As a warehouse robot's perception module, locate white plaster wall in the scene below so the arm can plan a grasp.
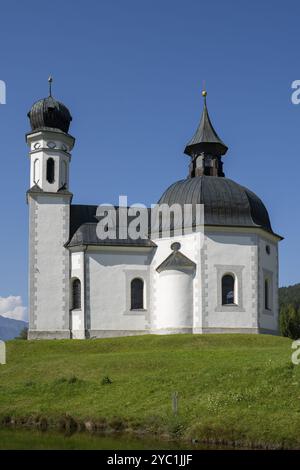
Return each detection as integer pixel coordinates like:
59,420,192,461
71,310,85,339
32,195,70,333
156,270,193,330
29,135,72,154
204,232,257,330
30,151,70,192
70,251,85,339
32,157,41,186
28,130,73,192
151,233,200,331
258,237,278,332
87,250,150,333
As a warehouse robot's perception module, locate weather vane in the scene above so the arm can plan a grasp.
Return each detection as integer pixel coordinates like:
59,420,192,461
48,76,53,97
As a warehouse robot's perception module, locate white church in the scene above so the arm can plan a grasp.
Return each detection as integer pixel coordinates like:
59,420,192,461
26,83,282,339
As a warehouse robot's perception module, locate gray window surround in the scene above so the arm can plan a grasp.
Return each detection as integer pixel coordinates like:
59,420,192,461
129,308,146,313
123,269,149,316
214,264,245,312
262,268,274,316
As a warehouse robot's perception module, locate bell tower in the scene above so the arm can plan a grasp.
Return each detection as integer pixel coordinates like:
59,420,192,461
27,77,74,193
184,90,228,178
27,78,75,339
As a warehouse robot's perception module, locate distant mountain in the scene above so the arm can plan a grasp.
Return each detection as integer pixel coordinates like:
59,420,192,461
0,315,28,341
279,283,300,309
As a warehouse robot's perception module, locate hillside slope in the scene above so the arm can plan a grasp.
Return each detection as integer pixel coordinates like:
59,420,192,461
0,334,299,448
0,316,27,341
279,283,300,308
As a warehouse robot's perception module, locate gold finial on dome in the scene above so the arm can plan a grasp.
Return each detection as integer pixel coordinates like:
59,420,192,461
202,90,207,97
202,80,207,97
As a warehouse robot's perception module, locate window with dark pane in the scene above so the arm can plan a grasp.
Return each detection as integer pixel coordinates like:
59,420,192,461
264,279,270,310
72,278,81,309
46,157,55,183
222,274,235,305
131,278,144,310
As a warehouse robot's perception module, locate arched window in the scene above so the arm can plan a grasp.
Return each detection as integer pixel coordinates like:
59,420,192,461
265,279,270,310
33,158,40,184
131,278,144,310
72,278,81,310
46,158,55,183
61,161,67,186
222,274,235,305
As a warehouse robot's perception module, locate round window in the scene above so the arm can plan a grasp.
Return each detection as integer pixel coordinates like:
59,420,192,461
171,242,181,252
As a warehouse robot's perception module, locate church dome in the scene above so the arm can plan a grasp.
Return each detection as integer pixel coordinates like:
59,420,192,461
28,94,72,134
158,176,273,233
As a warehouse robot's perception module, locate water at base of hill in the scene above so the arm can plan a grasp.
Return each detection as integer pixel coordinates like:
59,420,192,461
0,427,235,450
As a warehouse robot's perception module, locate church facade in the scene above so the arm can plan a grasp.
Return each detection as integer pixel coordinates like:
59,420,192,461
26,87,282,339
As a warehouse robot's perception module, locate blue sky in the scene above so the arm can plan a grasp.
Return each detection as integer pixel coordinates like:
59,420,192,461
0,0,299,315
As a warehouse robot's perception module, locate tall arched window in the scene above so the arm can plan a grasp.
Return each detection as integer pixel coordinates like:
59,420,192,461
72,278,81,310
264,279,270,310
61,161,67,186
46,158,55,183
33,158,40,184
222,274,235,305
131,278,144,310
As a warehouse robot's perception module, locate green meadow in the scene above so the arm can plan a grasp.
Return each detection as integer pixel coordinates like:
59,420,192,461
0,334,299,448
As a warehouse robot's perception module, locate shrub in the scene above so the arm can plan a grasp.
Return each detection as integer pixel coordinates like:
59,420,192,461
280,304,300,339
54,376,80,385
24,380,35,387
110,417,125,431
101,376,112,385
15,327,28,340
55,377,68,384
68,375,79,384
167,416,185,436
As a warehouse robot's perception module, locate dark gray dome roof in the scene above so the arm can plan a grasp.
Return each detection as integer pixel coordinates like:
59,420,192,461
28,96,72,133
158,176,273,233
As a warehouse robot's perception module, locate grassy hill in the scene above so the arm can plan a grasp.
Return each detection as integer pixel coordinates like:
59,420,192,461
0,334,299,449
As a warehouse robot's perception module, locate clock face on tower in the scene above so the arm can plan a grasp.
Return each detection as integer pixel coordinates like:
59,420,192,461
61,144,68,152
33,142,41,150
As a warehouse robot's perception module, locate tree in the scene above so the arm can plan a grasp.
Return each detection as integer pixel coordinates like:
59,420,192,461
279,304,300,339
279,284,300,310
16,327,28,340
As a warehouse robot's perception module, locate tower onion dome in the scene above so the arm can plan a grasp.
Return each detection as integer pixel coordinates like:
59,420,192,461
184,91,228,157
27,77,72,134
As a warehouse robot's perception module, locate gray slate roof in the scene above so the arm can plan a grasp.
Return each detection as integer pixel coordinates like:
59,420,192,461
28,96,72,134
68,205,156,248
156,250,196,273
158,175,275,235
184,97,228,157
68,172,279,247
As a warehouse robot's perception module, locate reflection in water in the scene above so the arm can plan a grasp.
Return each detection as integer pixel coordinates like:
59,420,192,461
0,428,206,450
